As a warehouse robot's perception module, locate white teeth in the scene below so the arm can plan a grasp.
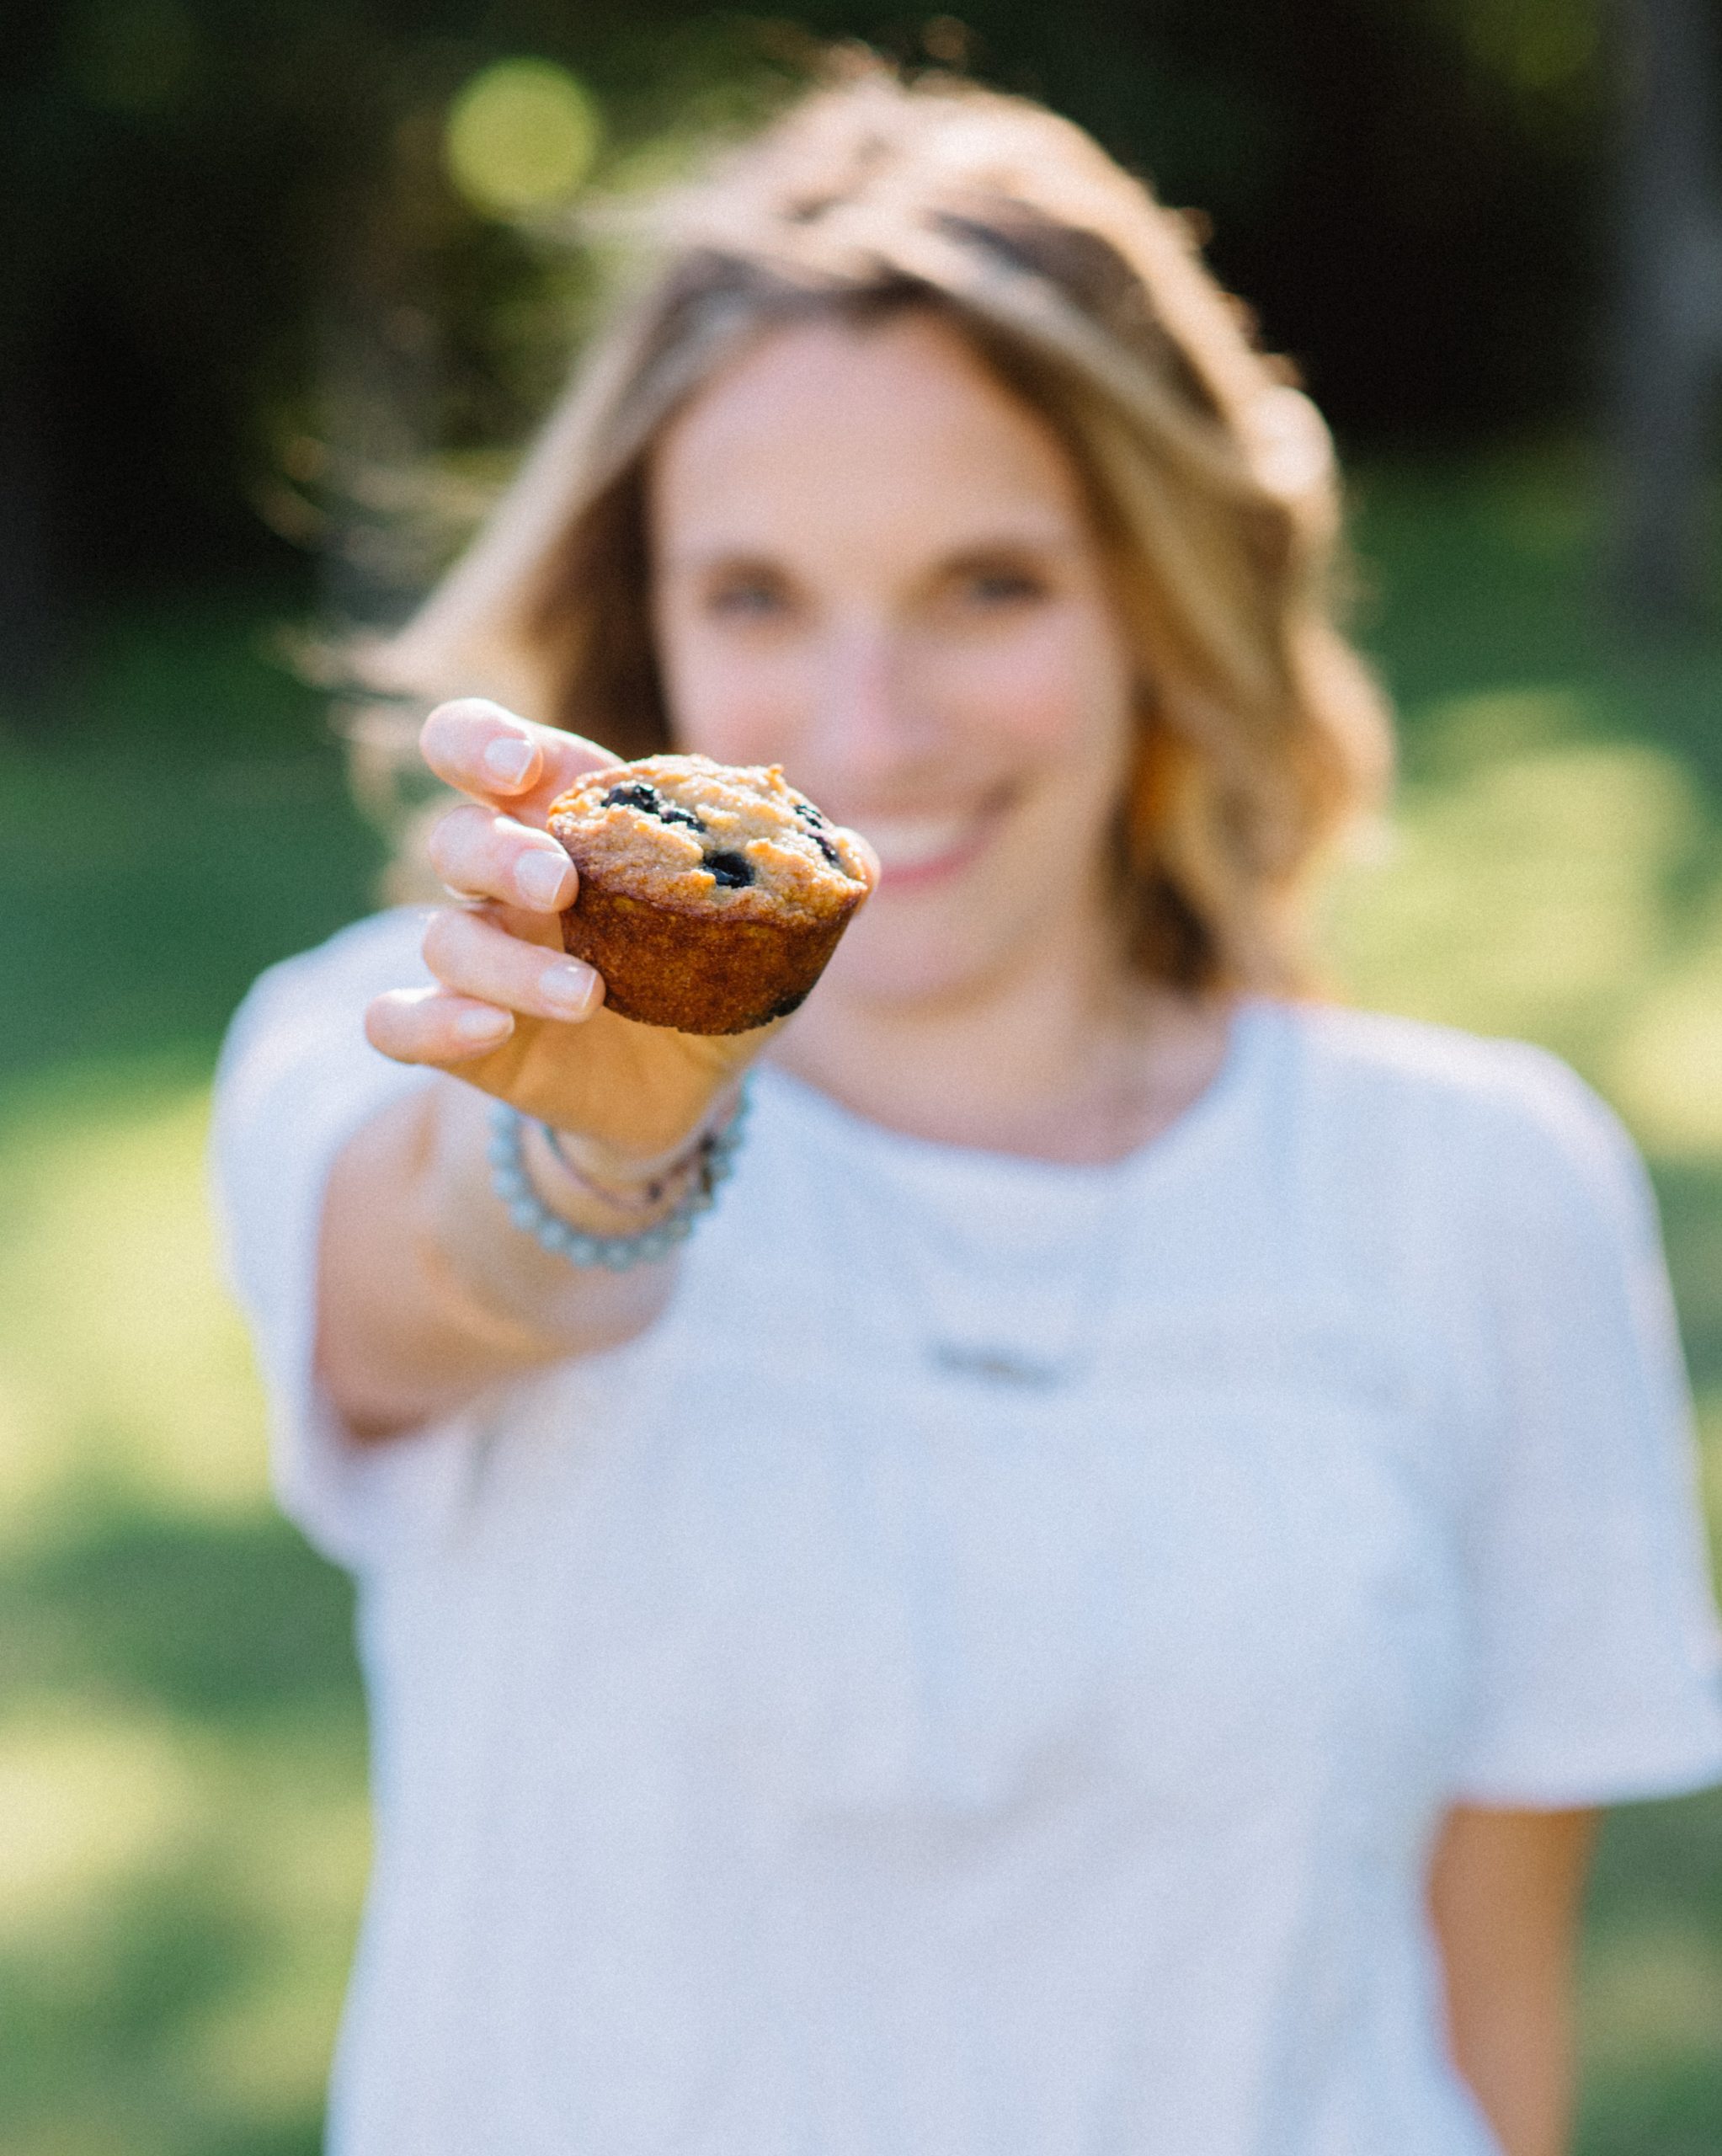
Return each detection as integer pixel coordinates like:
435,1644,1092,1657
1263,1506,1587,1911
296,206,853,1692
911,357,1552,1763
856,814,975,870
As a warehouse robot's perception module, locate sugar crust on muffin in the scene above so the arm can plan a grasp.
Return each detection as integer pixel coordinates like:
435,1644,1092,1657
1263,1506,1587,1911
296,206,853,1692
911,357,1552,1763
550,755,870,914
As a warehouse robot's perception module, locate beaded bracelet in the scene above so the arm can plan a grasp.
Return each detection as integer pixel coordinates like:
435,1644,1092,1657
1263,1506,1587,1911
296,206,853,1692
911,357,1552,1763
485,1085,750,1271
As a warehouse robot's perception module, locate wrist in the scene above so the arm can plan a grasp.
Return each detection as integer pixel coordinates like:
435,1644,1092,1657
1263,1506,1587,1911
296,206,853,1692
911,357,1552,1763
525,1123,693,1230
536,1087,744,1219
488,1089,750,1273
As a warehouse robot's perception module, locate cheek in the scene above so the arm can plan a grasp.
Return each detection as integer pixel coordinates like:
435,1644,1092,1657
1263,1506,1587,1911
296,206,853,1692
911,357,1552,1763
926,607,1133,764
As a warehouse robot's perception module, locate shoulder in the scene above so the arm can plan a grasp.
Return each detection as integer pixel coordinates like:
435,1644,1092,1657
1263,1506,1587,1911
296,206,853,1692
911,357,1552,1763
220,907,431,1056
212,907,434,1128
1269,1001,1650,1241
234,906,432,1018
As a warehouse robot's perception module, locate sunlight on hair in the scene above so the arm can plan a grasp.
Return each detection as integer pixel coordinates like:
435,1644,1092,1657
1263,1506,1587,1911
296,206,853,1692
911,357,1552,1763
444,58,602,218
1239,385,1332,500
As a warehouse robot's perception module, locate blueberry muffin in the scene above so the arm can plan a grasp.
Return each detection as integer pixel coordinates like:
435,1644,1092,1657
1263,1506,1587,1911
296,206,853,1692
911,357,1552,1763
546,755,873,1033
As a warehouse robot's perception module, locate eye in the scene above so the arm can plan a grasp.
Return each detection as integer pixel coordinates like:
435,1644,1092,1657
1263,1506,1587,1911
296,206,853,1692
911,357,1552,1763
946,555,1052,611
968,566,1045,604
702,567,795,621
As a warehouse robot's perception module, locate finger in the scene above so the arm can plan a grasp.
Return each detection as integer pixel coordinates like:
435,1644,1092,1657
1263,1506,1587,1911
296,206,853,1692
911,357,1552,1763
423,906,605,1024
419,698,621,819
365,985,515,1066
428,803,578,913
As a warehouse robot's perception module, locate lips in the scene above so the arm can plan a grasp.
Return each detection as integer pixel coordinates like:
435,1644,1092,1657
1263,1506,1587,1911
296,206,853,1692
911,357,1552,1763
853,788,1013,890
861,813,974,869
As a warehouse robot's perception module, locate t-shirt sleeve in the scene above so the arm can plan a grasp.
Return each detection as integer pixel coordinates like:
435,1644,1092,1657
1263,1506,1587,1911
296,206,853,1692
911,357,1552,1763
209,908,481,1571
1448,1047,1722,1806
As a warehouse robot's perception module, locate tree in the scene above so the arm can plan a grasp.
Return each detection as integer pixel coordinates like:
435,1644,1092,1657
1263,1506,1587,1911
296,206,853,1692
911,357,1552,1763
1608,0,1722,622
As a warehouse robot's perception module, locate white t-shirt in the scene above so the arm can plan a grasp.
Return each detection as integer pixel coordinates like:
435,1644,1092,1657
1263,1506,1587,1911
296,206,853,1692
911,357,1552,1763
211,908,1722,2156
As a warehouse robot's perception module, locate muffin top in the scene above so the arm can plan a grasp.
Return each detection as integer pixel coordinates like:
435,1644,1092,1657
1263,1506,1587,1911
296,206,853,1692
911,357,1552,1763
548,755,872,923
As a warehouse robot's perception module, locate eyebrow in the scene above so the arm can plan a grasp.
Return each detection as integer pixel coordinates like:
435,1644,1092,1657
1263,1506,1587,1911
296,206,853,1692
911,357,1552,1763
654,551,798,596
661,526,1086,574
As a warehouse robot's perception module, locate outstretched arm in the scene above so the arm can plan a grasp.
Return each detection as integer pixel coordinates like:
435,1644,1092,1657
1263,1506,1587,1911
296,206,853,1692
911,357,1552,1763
317,700,793,1439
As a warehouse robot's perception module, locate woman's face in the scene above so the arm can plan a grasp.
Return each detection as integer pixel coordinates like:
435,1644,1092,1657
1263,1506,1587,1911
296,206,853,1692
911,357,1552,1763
648,307,1138,1008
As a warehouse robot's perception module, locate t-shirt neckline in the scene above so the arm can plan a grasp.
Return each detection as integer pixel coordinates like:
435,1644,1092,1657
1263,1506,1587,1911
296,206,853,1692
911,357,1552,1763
756,994,1279,1193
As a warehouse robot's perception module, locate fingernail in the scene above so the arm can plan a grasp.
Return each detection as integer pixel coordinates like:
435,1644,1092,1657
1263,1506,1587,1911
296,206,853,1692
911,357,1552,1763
483,736,536,787
515,851,572,909
454,1006,514,1045
539,960,599,1017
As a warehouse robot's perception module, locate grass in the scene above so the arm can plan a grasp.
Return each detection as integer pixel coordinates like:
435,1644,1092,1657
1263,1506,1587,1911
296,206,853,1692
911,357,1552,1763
3,451,1722,2150
0,596,380,2156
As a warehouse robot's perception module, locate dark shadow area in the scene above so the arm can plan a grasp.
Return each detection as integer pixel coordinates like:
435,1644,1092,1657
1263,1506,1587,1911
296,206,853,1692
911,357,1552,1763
0,0,1610,659
0,599,382,1092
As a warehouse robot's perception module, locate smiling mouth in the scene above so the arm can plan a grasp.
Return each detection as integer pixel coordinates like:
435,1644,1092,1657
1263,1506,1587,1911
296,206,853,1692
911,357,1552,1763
855,788,1014,890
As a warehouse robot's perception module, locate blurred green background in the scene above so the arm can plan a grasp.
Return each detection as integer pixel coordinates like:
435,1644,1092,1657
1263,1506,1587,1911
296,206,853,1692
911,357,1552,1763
4,3,1722,2152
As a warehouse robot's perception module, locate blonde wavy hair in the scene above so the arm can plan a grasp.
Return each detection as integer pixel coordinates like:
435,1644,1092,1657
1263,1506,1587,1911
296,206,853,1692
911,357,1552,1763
367,63,1392,993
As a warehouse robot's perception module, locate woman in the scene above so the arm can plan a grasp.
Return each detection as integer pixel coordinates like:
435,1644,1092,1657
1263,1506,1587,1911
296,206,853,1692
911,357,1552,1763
214,67,1722,2156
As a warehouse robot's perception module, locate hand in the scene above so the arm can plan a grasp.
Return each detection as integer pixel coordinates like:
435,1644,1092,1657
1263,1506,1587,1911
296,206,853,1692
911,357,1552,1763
365,700,785,1161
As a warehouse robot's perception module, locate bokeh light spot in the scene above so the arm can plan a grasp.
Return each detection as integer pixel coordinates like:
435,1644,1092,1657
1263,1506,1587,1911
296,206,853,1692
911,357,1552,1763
445,59,601,217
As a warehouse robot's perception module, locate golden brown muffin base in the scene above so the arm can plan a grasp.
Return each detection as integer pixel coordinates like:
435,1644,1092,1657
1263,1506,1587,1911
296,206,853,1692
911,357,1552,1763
559,878,862,1033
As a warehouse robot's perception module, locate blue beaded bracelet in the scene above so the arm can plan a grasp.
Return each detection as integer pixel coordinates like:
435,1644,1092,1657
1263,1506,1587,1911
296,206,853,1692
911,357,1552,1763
485,1086,749,1272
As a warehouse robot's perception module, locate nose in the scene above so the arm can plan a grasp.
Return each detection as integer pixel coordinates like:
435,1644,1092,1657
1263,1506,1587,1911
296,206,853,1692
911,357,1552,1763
805,619,934,784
